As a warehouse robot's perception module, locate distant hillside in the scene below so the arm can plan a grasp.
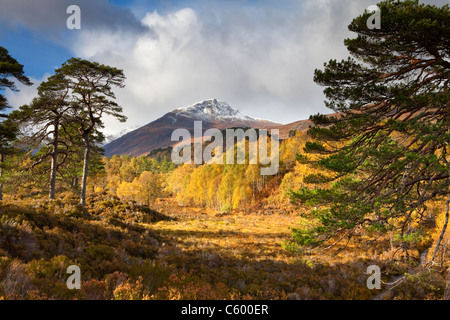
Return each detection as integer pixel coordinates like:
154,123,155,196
104,99,281,157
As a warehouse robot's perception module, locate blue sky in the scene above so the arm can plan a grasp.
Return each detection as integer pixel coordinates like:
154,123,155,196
1,0,300,78
1,0,448,134
1,27,72,78
0,0,147,78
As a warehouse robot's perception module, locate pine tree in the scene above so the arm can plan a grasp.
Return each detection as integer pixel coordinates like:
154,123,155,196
0,46,32,200
13,73,71,199
53,58,126,206
291,1,450,260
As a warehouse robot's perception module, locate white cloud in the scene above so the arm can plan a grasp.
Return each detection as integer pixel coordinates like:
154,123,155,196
69,1,359,133
4,74,49,110
13,0,450,134
3,0,450,134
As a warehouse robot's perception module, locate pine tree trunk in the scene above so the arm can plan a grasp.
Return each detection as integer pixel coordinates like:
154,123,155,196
49,122,59,200
80,136,90,207
0,153,4,201
431,194,450,263
445,267,450,300
71,177,79,188
49,152,57,199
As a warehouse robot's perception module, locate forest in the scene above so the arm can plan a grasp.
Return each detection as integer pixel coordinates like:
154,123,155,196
0,0,449,300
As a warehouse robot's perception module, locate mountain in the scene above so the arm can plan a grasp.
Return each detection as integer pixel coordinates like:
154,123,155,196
172,99,254,122
104,99,282,157
276,119,314,139
102,125,142,146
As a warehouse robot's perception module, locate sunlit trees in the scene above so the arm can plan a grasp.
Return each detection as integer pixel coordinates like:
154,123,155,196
164,162,263,212
117,171,163,207
165,164,195,206
136,171,164,207
279,131,306,173
219,167,238,211
245,165,263,197
120,157,140,183
105,155,123,194
116,180,136,203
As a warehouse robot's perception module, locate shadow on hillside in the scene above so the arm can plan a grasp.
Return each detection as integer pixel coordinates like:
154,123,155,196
150,226,447,300
153,240,389,300
155,228,288,240
0,201,444,300
0,201,163,263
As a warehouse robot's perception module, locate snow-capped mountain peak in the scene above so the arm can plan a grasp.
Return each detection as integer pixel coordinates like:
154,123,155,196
172,99,254,122
104,99,282,157
102,124,141,146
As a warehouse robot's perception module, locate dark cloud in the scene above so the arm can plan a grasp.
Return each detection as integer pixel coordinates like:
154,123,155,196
0,0,144,35
4,0,449,133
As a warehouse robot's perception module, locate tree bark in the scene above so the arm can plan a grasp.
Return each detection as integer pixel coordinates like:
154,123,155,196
0,152,4,201
80,135,90,206
445,267,450,300
49,121,59,200
431,194,450,263
71,177,79,188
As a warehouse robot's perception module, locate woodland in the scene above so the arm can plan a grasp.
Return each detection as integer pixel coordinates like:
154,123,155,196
0,0,449,300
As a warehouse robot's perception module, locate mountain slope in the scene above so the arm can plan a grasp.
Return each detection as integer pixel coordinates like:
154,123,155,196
104,99,281,157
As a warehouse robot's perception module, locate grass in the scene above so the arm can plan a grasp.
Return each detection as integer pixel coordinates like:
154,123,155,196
147,199,421,300
0,194,447,300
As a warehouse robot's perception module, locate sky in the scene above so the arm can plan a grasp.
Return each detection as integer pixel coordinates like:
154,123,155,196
1,0,448,135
